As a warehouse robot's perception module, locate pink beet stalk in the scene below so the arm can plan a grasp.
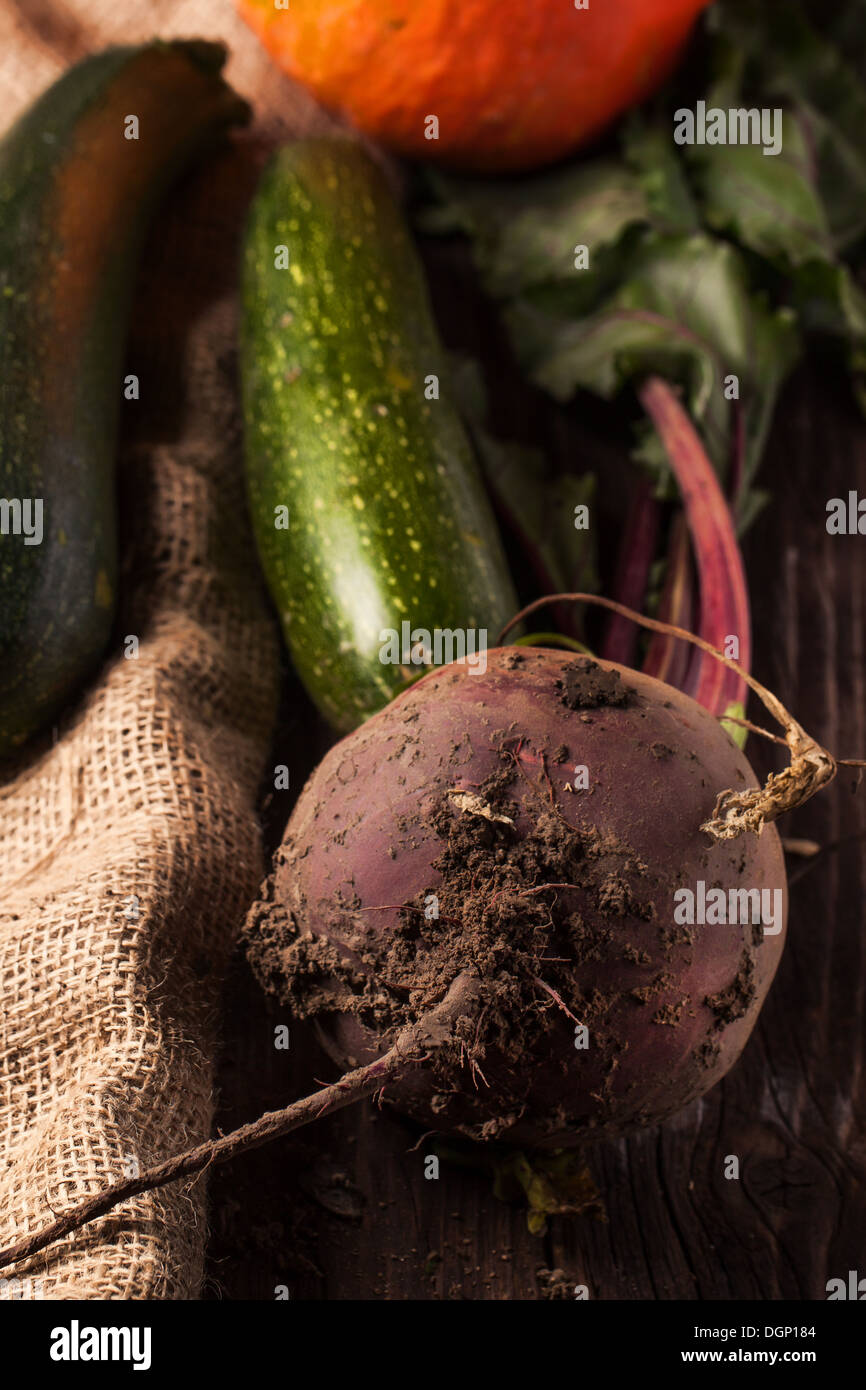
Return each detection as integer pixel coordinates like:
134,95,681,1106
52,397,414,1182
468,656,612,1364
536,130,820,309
602,476,661,668
642,512,695,691
638,376,750,716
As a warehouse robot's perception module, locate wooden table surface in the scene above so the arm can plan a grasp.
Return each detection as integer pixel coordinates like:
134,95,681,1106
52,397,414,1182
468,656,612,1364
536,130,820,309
204,263,866,1299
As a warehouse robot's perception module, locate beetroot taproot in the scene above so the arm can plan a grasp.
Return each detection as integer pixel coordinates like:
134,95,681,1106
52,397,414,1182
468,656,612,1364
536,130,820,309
246,646,787,1147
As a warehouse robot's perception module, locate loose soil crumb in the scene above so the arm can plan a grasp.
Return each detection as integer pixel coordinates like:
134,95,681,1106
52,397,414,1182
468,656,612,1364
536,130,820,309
536,1266,576,1300
651,742,674,759
557,659,632,710
653,997,689,1026
704,951,756,1024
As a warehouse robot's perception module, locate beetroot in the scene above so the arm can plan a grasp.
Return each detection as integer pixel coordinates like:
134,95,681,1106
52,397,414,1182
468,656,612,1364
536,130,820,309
246,646,787,1147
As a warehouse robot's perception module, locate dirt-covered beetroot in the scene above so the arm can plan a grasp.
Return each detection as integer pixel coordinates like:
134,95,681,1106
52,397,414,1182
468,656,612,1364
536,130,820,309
246,646,787,1147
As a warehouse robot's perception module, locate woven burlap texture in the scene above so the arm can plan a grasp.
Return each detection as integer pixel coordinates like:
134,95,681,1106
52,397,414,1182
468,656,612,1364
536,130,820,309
0,0,338,1299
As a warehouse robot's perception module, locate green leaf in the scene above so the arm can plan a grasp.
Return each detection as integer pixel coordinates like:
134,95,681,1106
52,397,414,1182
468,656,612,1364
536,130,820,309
622,117,701,237
714,0,866,252
692,4,866,407
428,1138,605,1235
449,355,599,602
473,432,598,600
688,109,834,268
721,700,748,750
504,234,799,500
420,159,651,314
492,1150,605,1236
793,259,866,411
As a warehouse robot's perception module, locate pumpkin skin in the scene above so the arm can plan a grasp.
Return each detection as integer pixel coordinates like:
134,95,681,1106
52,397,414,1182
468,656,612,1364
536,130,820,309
236,0,713,172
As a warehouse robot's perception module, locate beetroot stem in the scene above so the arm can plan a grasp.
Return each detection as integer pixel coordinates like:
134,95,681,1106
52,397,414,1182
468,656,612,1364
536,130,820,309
637,376,750,716
642,512,695,689
0,973,480,1274
601,476,661,668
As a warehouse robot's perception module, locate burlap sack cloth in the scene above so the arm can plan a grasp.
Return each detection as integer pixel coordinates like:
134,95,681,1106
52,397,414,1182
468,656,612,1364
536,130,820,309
0,2,340,1299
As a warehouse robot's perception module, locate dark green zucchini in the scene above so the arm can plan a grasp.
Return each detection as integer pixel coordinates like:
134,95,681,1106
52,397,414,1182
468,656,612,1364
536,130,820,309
0,41,247,757
240,140,518,732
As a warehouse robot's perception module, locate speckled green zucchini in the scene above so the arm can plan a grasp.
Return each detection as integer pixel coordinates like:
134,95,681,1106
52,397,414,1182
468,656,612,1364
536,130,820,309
240,140,518,732
0,41,247,757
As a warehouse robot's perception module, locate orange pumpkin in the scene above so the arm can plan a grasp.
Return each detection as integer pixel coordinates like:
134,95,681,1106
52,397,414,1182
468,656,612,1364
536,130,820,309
237,0,713,171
